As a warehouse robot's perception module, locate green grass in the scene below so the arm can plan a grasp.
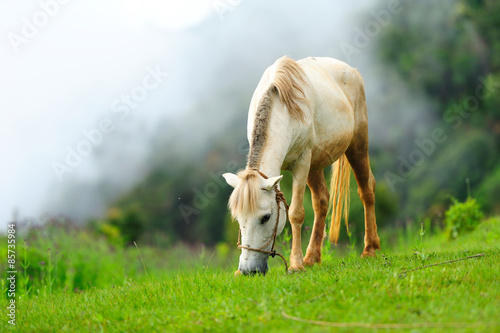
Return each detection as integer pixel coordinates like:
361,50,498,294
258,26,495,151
2,218,500,332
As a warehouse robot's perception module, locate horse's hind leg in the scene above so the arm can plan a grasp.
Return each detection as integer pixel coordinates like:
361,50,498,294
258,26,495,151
346,146,381,257
304,169,329,266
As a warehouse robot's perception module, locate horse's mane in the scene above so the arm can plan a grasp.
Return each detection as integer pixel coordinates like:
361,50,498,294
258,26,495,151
228,169,262,218
272,56,308,122
247,56,308,169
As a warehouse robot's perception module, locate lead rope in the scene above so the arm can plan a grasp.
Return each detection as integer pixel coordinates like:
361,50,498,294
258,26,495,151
237,183,289,273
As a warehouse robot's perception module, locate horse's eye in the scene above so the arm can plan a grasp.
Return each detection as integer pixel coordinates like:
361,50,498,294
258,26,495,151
261,214,271,224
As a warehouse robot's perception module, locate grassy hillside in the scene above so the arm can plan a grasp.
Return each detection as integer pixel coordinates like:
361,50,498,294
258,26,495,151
2,217,499,332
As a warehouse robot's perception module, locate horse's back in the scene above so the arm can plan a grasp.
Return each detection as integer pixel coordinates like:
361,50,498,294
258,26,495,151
298,57,365,109
297,57,366,168
248,56,367,170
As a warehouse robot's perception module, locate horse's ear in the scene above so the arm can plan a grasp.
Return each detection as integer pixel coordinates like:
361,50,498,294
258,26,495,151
262,175,283,191
223,173,240,188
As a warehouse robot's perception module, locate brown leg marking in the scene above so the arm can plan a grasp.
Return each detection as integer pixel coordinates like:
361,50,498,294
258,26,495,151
303,169,329,266
346,150,381,258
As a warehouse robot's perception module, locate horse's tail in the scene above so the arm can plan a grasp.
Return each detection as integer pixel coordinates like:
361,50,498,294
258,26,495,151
328,154,351,245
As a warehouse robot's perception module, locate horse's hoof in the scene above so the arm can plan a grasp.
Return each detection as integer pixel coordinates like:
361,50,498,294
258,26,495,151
287,264,306,273
303,260,317,267
360,250,377,258
361,244,380,258
304,253,321,266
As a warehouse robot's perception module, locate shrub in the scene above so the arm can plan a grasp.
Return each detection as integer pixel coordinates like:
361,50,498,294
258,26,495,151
105,206,145,245
445,196,484,240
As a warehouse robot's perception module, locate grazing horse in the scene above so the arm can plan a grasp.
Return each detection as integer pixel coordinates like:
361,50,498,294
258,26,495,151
223,56,380,275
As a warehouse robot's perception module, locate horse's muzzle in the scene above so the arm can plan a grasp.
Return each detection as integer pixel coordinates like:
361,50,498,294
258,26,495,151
239,261,268,276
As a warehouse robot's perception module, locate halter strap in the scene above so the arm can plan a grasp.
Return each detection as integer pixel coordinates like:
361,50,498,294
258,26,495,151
237,170,289,273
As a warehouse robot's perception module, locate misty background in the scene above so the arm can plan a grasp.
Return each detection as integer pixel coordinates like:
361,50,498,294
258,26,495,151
2,1,499,246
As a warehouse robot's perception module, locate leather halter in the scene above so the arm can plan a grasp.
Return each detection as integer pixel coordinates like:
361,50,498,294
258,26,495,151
237,170,289,272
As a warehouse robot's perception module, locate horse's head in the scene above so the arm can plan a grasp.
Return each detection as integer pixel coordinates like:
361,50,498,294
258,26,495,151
223,170,286,275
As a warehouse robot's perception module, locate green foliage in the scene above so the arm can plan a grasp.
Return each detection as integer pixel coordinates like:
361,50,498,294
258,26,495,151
0,217,241,299
377,0,500,222
215,242,230,259
405,129,496,217
223,214,239,247
111,134,242,246
96,222,122,246
477,163,500,214
346,229,357,259
445,196,484,239
320,234,335,262
378,0,491,107
413,222,429,261
104,206,145,245
1,219,139,295
277,223,293,259
20,240,33,297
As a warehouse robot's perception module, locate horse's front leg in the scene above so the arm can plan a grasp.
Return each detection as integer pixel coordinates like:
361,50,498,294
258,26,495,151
288,151,311,272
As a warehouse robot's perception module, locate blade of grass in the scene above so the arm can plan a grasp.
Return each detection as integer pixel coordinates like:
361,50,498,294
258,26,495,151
133,241,149,278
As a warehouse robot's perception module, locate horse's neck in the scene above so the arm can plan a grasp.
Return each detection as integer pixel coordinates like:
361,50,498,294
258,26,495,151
249,107,294,179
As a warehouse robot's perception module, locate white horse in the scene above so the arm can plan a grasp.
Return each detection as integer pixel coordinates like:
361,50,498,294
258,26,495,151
223,56,380,275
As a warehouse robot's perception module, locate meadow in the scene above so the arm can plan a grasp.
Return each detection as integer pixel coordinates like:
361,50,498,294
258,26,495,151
2,213,499,332
3,1,500,332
